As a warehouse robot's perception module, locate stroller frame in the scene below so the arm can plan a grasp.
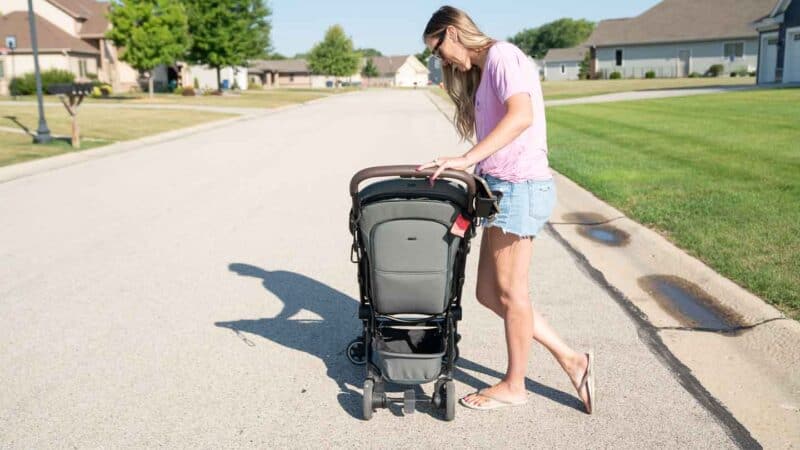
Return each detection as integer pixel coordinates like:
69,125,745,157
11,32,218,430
347,165,499,421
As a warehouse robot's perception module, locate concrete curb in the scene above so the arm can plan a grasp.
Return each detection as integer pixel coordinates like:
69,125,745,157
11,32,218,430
0,91,353,185
424,88,800,448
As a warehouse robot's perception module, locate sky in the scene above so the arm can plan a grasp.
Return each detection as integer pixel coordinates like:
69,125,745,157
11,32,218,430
268,0,663,57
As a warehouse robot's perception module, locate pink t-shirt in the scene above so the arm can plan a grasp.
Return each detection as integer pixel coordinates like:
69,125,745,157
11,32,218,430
473,41,552,182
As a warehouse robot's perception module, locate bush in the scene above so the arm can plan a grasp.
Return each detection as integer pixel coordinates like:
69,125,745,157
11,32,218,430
9,69,75,95
645,70,656,79
730,72,738,77
736,67,749,77
609,71,622,79
689,72,702,78
86,72,98,80
181,87,196,96
173,86,184,95
90,83,112,98
705,64,724,77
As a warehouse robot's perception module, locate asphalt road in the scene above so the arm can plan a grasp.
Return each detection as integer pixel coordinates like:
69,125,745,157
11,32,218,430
0,89,743,447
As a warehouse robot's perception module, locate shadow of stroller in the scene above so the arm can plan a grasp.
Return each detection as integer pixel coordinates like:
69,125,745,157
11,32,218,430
216,263,584,419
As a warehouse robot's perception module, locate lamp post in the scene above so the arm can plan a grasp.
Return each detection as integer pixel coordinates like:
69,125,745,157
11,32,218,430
27,0,51,143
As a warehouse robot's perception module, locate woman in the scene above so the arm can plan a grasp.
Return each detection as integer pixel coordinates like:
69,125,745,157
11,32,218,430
416,6,594,413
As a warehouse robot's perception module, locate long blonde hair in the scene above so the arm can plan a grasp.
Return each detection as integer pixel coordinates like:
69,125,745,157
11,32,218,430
423,6,495,141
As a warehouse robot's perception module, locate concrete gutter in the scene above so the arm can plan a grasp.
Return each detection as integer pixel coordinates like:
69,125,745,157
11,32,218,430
425,89,800,448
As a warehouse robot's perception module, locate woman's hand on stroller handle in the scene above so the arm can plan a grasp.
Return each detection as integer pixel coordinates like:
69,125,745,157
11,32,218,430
416,155,472,186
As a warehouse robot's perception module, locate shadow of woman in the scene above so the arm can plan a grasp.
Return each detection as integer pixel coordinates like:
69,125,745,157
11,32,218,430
215,263,584,419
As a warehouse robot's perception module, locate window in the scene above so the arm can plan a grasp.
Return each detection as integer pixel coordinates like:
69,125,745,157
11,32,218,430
615,49,623,66
289,74,294,82
560,64,566,74
724,42,744,61
768,38,778,45
794,33,800,41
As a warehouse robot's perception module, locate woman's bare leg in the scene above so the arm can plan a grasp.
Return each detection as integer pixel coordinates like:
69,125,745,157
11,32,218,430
463,226,590,408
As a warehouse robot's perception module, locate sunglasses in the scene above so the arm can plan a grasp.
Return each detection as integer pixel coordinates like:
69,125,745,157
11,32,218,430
431,30,446,59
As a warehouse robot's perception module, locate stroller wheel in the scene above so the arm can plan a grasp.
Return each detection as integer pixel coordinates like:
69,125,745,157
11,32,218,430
444,380,456,421
363,379,374,420
346,337,366,365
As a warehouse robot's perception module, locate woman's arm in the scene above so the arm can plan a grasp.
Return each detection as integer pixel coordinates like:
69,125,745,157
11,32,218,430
463,92,533,167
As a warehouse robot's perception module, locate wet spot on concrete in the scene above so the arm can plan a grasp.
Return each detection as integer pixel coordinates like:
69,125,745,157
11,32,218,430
561,212,608,224
638,275,748,331
577,224,631,247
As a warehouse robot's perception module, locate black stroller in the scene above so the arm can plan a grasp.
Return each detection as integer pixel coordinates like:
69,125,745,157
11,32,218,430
346,165,500,421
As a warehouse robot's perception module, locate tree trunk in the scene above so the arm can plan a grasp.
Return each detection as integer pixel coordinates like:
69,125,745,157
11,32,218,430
216,67,221,92
148,76,154,99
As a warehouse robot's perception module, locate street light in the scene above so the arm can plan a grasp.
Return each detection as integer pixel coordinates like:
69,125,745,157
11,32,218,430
27,0,51,143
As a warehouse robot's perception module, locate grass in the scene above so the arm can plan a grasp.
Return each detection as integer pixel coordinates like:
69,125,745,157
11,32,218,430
4,87,358,109
428,77,755,102
0,105,233,167
546,88,800,319
542,77,755,100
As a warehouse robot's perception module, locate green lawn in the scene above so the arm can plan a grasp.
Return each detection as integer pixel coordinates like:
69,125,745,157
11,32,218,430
542,77,755,100
546,88,800,319
0,105,233,166
6,87,359,109
430,77,756,102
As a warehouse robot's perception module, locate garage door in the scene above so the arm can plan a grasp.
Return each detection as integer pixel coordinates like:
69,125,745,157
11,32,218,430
785,28,800,83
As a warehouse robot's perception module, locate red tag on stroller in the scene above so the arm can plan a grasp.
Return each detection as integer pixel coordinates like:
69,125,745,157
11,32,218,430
450,214,470,237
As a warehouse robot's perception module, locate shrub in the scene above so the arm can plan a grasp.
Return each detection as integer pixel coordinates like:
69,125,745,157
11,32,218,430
730,72,738,77
705,64,724,77
86,72,98,80
689,72,701,78
645,70,656,79
173,86,184,95
181,87,196,96
609,71,622,79
90,83,112,98
9,69,75,95
736,67,749,77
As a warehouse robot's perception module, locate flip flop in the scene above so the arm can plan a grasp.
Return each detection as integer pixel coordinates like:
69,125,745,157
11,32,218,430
459,388,528,411
577,351,595,414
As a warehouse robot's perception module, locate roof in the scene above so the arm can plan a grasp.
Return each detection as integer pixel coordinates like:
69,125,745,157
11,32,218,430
250,55,427,76
369,55,414,75
249,59,309,73
585,0,776,47
43,0,110,37
544,46,588,63
0,11,99,54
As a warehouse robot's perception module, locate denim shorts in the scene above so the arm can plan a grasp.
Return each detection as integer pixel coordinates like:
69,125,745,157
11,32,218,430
479,174,557,239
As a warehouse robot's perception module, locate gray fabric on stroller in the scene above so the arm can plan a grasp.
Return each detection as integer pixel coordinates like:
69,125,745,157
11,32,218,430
358,178,467,315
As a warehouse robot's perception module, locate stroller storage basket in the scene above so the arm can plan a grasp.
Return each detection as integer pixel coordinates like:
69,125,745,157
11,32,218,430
373,326,445,384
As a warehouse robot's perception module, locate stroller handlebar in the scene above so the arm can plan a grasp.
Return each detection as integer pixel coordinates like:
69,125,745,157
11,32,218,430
349,164,477,198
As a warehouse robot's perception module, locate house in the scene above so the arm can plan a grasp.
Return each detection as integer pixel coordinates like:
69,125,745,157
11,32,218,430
584,0,776,79
367,55,429,87
0,0,139,94
248,58,362,88
753,0,800,83
543,46,587,81
0,0,248,94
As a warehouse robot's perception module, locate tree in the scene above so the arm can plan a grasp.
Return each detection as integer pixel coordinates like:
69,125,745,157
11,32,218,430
415,47,431,65
509,18,594,59
183,0,272,91
578,51,592,79
361,58,379,86
106,0,190,98
307,25,360,87
265,52,287,60
356,48,382,57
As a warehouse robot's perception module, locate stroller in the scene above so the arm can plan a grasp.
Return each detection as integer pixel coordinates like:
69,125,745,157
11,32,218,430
345,165,500,421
